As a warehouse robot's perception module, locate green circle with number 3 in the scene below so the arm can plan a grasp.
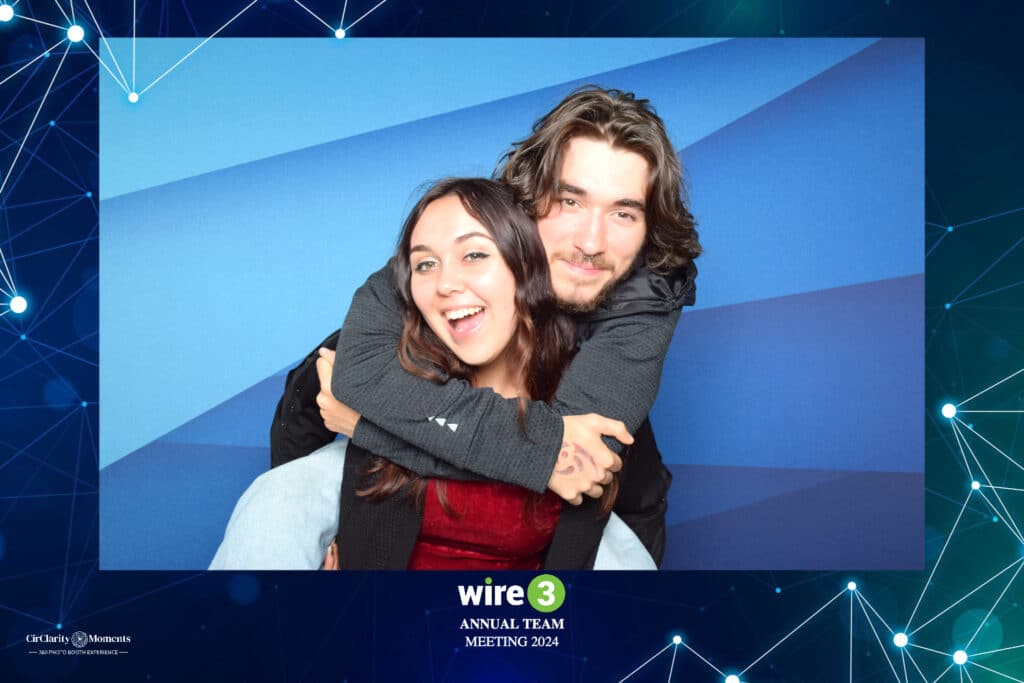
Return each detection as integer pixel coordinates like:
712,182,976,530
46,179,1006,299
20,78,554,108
527,574,566,613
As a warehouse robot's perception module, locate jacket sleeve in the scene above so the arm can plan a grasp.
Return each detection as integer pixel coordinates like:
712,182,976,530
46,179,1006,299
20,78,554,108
269,330,341,468
333,267,683,493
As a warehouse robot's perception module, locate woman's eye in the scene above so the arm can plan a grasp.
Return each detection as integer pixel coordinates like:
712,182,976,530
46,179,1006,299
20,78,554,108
465,251,489,262
413,260,437,272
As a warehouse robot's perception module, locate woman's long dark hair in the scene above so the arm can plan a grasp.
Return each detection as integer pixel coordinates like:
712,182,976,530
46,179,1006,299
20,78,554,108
358,178,618,516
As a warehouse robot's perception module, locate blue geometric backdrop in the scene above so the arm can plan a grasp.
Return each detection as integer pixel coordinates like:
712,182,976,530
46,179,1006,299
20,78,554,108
2,2,1023,682
98,37,924,571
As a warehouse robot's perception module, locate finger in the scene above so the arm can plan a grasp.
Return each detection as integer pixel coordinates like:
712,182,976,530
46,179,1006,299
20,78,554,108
568,494,583,506
315,357,332,393
318,347,336,364
598,417,633,446
601,471,613,485
609,453,623,473
585,484,603,499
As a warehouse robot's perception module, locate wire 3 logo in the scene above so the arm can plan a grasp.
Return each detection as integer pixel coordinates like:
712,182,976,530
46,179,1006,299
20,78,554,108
457,574,566,612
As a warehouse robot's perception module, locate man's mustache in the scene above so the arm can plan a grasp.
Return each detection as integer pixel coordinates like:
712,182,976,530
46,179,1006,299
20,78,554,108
561,251,613,271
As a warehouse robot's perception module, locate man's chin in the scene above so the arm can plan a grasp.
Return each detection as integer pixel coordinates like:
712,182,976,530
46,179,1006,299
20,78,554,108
555,280,617,314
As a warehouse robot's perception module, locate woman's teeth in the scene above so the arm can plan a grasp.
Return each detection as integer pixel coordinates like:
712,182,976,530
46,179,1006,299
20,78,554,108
444,306,483,321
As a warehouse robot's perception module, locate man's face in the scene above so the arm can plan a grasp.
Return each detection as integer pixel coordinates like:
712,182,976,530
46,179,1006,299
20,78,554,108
537,136,649,312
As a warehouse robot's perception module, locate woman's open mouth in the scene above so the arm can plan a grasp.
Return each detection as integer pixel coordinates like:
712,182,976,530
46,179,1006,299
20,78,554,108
444,306,485,338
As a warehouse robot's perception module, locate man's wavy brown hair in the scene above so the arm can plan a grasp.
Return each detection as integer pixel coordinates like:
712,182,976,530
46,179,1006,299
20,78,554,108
358,178,618,516
497,85,701,274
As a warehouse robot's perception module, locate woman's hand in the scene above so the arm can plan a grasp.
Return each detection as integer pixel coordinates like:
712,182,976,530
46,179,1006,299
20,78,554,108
315,347,362,438
322,540,339,570
547,414,631,505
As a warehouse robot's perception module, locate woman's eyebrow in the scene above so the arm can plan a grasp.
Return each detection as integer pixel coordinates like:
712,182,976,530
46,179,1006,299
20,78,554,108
454,231,496,244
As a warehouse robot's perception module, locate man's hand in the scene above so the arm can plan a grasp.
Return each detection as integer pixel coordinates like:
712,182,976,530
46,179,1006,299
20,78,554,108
547,414,631,505
315,347,362,438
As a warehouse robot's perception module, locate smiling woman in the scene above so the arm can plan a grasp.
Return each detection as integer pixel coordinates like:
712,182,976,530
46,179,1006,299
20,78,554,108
338,178,630,570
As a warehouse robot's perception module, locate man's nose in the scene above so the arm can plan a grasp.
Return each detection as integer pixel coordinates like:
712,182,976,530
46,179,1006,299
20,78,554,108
573,211,607,256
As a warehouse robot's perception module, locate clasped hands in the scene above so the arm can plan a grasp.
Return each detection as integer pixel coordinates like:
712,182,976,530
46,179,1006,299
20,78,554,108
315,348,631,506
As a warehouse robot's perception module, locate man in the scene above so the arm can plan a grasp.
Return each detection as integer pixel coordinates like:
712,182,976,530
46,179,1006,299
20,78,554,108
268,86,699,567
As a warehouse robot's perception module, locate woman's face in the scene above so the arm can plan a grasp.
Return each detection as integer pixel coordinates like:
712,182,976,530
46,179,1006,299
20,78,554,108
408,195,519,372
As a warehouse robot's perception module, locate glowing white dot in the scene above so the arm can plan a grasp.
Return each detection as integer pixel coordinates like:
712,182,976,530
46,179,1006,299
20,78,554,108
953,650,968,665
847,581,857,591
0,4,14,22
725,676,741,683
942,403,957,418
893,632,908,648
971,481,981,490
128,92,139,103
334,27,346,39
672,635,682,645
9,295,27,314
67,24,84,42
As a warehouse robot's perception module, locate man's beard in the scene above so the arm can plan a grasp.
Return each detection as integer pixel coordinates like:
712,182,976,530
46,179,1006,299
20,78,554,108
553,252,635,314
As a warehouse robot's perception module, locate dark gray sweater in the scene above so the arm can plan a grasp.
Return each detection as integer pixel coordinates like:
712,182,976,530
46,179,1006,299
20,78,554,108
331,261,695,493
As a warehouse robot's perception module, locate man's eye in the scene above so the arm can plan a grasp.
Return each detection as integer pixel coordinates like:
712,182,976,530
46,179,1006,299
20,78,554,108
614,211,637,222
560,198,580,208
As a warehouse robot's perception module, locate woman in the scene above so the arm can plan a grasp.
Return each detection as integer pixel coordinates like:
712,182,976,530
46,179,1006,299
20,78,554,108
211,178,654,570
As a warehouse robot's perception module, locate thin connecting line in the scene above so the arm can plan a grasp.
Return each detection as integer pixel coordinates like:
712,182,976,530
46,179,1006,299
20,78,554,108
344,0,387,30
980,484,1024,491
965,560,1024,649
958,366,1024,407
906,488,973,629
294,0,335,31
956,279,1024,305
902,650,910,683
910,558,1024,637
0,44,71,199
956,205,1024,229
666,644,679,682
15,14,66,29
975,489,1024,544
341,0,350,25
0,39,67,88
740,588,846,676
950,423,975,480
969,661,1024,683
955,418,1024,478
855,593,901,683
618,642,673,682
51,0,70,23
858,591,895,634
904,648,930,683
849,591,854,683
953,421,1024,543
958,410,1024,413
973,643,1024,657
81,40,130,94
132,0,136,91
909,643,951,657
680,641,724,677
0,245,16,293
933,663,955,683
81,0,130,90
949,233,1024,304
140,0,259,96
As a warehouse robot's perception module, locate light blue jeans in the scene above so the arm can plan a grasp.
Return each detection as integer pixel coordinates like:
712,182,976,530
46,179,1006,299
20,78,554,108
210,440,656,570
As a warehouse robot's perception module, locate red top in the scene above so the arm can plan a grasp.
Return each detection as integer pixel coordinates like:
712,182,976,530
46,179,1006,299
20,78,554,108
408,480,562,570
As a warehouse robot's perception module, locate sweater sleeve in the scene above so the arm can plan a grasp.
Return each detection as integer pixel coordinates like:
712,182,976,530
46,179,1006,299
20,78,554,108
332,266,681,492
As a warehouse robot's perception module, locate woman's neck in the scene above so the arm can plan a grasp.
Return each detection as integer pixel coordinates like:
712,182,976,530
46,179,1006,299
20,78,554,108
470,356,522,400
